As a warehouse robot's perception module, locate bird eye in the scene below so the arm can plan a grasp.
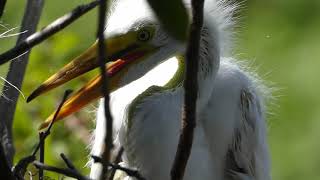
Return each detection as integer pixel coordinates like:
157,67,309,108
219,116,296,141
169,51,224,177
137,29,151,42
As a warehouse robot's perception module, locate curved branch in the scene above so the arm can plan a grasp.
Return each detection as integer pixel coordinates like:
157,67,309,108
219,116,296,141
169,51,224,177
13,90,72,179
0,0,6,18
96,0,114,179
92,155,146,180
0,0,44,166
0,0,99,66
0,143,15,180
33,161,90,180
170,0,205,179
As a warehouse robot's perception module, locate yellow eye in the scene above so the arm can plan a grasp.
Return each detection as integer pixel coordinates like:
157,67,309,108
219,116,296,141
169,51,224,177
137,29,151,42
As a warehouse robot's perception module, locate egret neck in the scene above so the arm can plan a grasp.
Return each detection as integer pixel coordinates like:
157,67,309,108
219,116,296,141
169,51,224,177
127,55,185,130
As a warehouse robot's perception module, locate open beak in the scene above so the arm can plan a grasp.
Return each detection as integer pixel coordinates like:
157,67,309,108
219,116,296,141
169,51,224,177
27,32,156,130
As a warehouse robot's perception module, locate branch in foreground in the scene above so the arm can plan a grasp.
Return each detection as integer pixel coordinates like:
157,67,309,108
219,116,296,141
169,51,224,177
60,153,76,170
32,90,73,157
33,161,90,180
0,0,99,66
39,132,45,180
34,151,87,180
0,142,15,180
0,0,44,167
108,147,124,180
170,0,205,180
92,155,146,180
13,90,72,179
96,0,114,179
0,0,6,18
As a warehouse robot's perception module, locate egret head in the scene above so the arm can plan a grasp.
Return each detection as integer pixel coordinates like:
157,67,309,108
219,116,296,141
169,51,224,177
27,0,235,129
100,0,188,88
27,0,188,128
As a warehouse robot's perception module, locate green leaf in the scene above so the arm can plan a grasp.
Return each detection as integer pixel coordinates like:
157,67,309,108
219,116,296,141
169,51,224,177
147,0,189,42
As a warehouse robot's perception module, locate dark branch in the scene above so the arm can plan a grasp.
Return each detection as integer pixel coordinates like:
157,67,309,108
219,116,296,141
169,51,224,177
13,91,92,180
13,90,72,179
13,156,36,180
35,153,88,180
32,90,73,157
0,142,15,180
0,0,6,18
92,155,146,180
60,153,76,170
0,120,13,179
0,0,100,66
33,161,90,180
170,0,205,180
39,132,45,180
96,0,114,179
108,147,124,180
0,0,44,167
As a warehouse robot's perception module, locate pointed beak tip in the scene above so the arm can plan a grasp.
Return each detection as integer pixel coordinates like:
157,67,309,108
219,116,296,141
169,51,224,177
26,95,34,103
38,122,49,131
27,84,48,103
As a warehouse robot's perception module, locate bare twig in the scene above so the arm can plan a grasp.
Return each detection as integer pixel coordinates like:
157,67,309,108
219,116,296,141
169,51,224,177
96,0,114,179
13,156,36,180
108,164,145,180
170,0,204,179
60,153,76,170
33,161,90,180
32,90,73,157
59,153,89,180
0,0,6,18
13,90,72,179
0,142,15,180
0,0,44,166
0,0,100,66
92,155,146,180
0,100,14,178
108,147,124,180
39,132,45,180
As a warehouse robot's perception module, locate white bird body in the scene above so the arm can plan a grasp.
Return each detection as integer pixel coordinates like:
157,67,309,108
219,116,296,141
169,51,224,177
26,0,271,179
88,0,271,179
91,57,270,180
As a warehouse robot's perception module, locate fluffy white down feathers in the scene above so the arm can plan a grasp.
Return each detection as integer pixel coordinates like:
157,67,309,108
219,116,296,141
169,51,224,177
90,0,271,179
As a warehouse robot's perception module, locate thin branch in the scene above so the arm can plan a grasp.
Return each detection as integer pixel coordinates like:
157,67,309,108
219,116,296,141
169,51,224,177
92,155,146,180
32,90,73,157
108,147,124,180
96,0,114,179
13,91,90,180
39,132,45,180
0,142,15,180
13,156,36,180
108,164,146,180
170,0,205,180
13,90,72,179
33,161,90,180
0,0,100,66
0,0,6,18
34,145,88,180
0,0,44,167
60,153,76,170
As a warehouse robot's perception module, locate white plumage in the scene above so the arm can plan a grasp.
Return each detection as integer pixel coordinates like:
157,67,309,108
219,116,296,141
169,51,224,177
87,0,271,179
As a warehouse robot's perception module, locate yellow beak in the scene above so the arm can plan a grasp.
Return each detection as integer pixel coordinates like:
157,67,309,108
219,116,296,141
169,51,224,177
28,32,156,130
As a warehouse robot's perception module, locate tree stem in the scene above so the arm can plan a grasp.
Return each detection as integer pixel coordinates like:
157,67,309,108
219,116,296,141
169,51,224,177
0,0,44,166
170,0,205,179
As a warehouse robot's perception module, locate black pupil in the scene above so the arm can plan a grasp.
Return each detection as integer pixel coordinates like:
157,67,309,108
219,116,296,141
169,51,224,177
139,31,149,41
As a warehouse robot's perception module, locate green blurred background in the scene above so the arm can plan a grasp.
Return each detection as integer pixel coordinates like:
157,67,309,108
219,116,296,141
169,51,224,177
1,0,320,179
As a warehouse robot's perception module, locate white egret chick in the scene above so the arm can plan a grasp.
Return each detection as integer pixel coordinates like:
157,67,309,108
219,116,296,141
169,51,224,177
28,0,271,179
